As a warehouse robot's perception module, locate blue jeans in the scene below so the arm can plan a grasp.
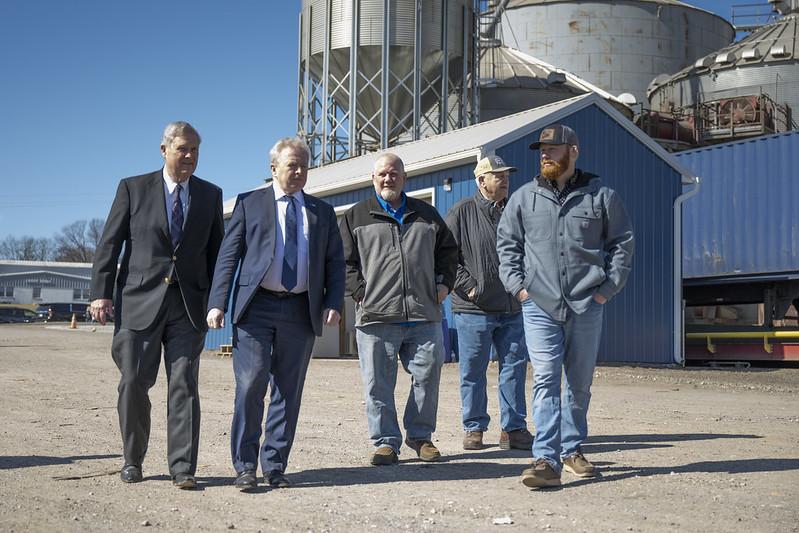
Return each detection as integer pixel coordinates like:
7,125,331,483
356,322,444,452
454,312,528,433
521,298,604,473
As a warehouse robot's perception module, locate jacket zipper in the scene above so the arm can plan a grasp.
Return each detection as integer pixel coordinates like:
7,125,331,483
395,222,410,321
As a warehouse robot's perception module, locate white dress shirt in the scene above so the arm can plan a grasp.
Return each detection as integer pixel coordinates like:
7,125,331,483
260,184,310,293
163,169,190,229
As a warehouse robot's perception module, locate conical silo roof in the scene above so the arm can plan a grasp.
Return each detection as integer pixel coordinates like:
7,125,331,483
478,46,633,121
648,14,799,95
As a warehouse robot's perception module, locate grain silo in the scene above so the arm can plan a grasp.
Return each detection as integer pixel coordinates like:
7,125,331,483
647,1,799,144
499,0,735,104
298,0,477,165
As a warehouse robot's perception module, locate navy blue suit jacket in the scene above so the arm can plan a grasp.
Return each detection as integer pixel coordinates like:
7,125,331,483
207,185,345,336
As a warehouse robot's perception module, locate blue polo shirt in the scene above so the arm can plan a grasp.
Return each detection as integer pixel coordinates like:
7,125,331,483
376,192,407,224
375,191,425,326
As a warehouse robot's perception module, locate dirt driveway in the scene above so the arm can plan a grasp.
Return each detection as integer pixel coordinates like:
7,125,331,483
0,324,797,532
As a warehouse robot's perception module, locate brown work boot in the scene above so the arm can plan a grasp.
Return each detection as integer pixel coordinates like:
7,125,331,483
405,438,442,462
562,451,597,477
462,431,484,450
499,428,534,450
370,446,398,466
521,458,561,488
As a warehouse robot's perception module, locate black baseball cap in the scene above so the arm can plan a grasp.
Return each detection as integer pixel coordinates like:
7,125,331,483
529,124,579,150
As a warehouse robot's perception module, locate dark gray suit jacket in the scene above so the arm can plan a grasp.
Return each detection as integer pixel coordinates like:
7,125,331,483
207,185,345,337
91,170,225,331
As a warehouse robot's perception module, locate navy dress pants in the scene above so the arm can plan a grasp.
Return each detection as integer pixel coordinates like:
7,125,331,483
230,290,315,475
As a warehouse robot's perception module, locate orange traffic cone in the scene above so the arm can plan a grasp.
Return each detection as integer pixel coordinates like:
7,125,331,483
70,313,77,329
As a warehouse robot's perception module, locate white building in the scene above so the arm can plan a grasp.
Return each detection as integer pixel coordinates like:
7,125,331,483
0,260,92,304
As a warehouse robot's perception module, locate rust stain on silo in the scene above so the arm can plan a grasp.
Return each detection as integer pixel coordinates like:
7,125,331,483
568,20,581,33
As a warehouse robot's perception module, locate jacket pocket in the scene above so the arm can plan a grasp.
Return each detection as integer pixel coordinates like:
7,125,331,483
124,273,144,287
523,264,538,293
360,275,404,318
567,208,602,246
237,274,251,286
522,212,552,242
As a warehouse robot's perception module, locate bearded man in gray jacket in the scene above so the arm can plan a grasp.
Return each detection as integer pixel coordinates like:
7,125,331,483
497,124,634,488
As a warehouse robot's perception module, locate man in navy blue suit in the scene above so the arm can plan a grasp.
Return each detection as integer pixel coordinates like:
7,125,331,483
206,137,345,490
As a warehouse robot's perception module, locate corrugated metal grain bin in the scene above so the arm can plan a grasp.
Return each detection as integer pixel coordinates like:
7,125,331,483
212,94,696,364
676,131,799,281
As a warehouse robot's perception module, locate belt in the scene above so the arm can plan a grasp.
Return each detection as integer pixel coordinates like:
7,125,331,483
259,287,306,299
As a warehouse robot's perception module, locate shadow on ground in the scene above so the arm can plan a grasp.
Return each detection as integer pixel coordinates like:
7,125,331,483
0,453,120,470
567,458,799,488
191,432,793,490
582,432,762,454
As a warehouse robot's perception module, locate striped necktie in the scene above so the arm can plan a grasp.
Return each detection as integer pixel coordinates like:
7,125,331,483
170,184,184,249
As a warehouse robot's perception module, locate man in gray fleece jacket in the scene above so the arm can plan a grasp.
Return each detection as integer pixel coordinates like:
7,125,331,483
340,153,458,466
497,124,634,488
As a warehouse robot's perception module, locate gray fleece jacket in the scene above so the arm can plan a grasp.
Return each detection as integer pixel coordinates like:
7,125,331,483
497,171,634,321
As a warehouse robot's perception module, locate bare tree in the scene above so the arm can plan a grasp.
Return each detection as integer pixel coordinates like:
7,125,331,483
86,218,105,250
0,236,54,261
54,219,100,263
1,217,106,263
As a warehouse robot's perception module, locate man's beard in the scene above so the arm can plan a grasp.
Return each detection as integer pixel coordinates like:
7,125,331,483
540,153,571,181
380,189,401,203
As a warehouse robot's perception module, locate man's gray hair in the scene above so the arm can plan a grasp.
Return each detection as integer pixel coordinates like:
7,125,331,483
162,121,201,146
373,152,405,174
270,137,311,165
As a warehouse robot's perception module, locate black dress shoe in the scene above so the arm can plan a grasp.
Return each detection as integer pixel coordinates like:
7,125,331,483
234,470,257,490
266,471,290,488
172,473,197,489
120,465,142,483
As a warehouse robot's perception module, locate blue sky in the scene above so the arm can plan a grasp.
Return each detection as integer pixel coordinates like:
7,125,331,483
0,0,738,239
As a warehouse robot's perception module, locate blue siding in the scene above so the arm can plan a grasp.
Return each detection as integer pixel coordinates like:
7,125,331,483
204,219,236,352
208,103,684,364
204,324,233,352
495,105,681,363
676,131,799,280
322,164,476,327
322,164,476,209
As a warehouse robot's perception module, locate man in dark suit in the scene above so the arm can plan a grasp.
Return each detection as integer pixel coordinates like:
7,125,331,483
90,121,224,489
206,137,345,491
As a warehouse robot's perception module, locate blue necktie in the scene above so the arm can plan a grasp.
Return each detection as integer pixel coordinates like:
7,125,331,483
282,195,298,291
170,184,184,249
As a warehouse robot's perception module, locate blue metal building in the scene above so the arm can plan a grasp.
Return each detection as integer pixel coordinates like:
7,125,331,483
676,131,799,281
674,132,799,329
209,94,697,364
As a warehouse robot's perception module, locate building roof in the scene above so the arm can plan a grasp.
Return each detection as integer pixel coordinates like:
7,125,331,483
0,260,92,268
224,93,696,214
0,270,91,281
676,129,799,154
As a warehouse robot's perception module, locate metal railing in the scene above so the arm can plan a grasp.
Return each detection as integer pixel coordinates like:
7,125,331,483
731,2,779,32
695,93,793,142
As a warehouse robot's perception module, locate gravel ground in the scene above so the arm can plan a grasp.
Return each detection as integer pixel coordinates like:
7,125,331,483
0,323,797,532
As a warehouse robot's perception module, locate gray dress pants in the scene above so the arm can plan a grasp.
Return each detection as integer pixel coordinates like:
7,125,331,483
111,285,205,476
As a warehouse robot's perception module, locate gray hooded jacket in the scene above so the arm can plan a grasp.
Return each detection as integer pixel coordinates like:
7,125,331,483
497,171,634,321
